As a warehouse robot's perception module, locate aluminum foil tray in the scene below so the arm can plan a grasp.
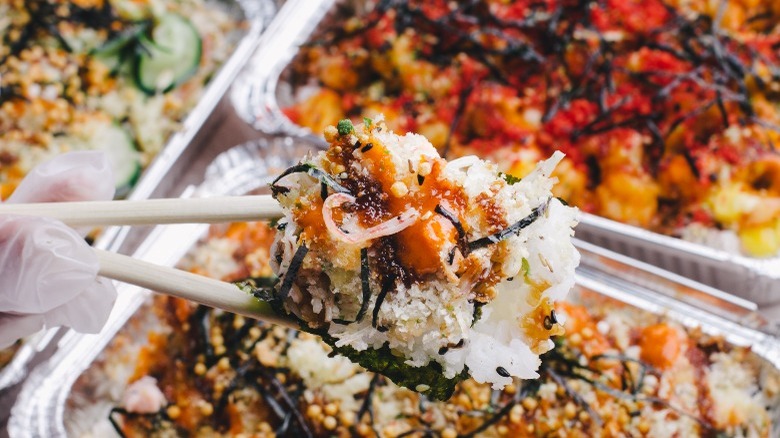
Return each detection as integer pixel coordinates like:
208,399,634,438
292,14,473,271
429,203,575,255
8,136,311,437
0,0,280,399
9,137,780,437
229,0,780,306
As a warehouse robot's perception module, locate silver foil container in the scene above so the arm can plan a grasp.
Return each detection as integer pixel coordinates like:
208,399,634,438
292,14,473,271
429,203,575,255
0,0,280,395
8,136,313,437
229,0,780,306
8,136,780,436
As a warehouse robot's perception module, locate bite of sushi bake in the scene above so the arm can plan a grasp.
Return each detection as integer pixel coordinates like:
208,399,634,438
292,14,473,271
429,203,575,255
268,116,579,395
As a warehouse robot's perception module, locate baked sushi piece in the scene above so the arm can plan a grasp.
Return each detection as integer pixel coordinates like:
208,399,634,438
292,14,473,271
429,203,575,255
263,117,579,399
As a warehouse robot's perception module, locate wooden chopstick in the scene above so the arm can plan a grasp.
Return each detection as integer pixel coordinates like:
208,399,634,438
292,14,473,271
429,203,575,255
95,249,296,328
0,195,283,227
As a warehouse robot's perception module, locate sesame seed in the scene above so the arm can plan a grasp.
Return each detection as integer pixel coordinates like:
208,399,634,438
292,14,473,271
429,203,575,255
415,384,431,392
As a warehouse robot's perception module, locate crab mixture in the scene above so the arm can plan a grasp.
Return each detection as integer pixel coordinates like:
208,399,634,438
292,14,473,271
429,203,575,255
65,221,780,437
283,0,780,257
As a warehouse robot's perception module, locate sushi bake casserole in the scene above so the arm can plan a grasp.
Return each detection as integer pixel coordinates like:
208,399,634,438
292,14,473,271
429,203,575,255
280,0,780,259
0,0,248,197
65,220,780,437
37,124,780,438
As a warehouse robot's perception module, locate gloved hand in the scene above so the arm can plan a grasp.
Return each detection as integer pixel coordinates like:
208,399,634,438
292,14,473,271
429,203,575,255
0,152,118,349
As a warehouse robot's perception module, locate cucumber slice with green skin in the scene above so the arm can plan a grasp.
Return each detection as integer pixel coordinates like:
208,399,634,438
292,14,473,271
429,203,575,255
91,22,150,74
134,14,202,95
92,123,142,197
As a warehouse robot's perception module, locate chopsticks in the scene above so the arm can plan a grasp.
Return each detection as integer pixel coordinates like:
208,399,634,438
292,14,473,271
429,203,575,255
96,249,297,329
0,195,294,326
0,195,283,227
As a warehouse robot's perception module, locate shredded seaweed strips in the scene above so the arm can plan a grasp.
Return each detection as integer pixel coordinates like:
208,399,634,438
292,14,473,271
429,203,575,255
251,118,578,401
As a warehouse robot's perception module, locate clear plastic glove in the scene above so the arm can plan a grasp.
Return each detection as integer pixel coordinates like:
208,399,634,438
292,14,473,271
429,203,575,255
0,152,117,349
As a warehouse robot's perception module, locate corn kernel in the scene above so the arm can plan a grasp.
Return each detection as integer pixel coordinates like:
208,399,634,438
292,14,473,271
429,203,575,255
194,362,207,376
339,411,355,427
441,428,457,438
307,404,323,418
217,357,231,371
324,403,339,416
564,402,577,419
324,126,339,142
521,397,538,411
323,416,338,430
581,327,594,339
509,404,524,424
199,402,214,416
166,405,181,419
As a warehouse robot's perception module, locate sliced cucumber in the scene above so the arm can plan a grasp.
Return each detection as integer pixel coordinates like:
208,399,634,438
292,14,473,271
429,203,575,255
92,123,142,197
91,22,150,74
134,14,202,95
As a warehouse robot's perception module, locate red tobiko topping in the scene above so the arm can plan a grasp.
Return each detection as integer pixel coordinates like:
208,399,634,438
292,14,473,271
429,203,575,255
633,48,692,77
365,13,395,49
690,208,714,226
544,99,600,139
590,0,670,35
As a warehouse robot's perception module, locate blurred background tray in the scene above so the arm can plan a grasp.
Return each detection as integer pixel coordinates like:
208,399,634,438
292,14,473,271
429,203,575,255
229,0,780,307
